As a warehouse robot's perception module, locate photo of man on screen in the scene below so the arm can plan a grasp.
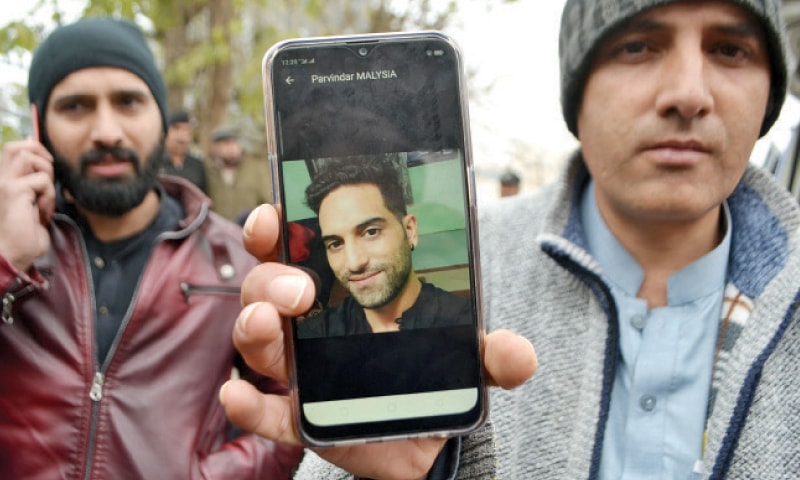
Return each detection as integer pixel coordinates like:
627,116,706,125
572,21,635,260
296,156,472,339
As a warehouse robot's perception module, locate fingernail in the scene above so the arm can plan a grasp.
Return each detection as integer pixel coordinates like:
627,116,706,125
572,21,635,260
237,302,258,336
243,204,263,239
219,380,231,405
269,274,308,310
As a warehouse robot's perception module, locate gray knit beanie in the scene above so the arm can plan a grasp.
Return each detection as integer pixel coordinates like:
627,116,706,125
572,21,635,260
559,0,788,138
28,17,168,136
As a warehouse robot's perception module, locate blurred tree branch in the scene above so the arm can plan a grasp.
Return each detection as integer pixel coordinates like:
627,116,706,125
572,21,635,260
1,0,508,150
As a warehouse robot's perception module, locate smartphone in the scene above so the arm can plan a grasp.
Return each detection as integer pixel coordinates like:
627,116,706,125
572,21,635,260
262,31,486,446
31,104,40,142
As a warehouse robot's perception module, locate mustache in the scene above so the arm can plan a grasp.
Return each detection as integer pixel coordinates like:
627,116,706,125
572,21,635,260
80,146,139,169
341,264,374,282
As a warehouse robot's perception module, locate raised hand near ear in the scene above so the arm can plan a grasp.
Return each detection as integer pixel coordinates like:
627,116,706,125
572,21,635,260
0,139,55,272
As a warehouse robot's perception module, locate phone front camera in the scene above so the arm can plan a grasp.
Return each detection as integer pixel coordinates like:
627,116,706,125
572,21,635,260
358,47,368,56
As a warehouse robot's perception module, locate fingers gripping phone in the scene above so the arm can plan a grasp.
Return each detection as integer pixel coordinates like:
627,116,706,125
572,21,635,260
262,32,486,446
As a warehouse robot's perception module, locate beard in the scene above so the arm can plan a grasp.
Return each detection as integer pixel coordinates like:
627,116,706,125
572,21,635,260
52,141,164,216
339,241,414,309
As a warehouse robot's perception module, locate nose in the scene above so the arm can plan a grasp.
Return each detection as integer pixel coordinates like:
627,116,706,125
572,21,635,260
344,242,368,272
654,44,714,121
89,102,124,147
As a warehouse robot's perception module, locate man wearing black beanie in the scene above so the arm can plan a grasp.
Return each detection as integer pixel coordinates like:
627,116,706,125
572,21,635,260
217,1,800,480
0,16,300,478
28,17,170,136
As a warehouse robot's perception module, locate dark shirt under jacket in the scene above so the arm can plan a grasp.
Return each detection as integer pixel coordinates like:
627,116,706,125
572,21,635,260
61,186,184,364
297,281,472,339
161,152,208,194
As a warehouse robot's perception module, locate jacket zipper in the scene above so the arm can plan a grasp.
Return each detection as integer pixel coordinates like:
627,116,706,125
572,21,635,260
180,282,240,303
82,372,104,480
545,246,619,480
2,291,17,325
73,220,101,480
2,283,37,325
71,216,145,480
89,371,104,401
54,210,210,479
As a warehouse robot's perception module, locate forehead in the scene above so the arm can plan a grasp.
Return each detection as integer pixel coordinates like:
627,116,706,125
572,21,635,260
608,1,764,37
48,67,152,101
319,184,390,223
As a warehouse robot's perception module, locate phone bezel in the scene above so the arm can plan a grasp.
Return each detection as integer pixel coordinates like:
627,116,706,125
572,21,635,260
261,31,487,447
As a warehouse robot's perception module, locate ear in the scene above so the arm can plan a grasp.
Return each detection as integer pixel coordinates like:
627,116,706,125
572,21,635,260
403,214,418,248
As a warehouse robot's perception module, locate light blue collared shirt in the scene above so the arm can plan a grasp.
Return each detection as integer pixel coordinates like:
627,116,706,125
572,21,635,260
580,181,731,480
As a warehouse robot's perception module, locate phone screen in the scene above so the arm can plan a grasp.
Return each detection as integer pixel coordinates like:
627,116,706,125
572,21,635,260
263,32,485,445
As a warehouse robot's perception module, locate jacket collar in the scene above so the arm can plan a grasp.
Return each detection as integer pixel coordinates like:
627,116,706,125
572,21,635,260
156,175,210,237
545,151,800,298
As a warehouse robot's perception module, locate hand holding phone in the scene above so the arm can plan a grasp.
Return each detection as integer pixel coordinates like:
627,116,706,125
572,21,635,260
222,204,538,477
262,32,486,446
0,104,55,272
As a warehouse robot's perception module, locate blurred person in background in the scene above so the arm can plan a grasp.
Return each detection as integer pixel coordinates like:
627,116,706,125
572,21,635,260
206,126,272,222
499,169,521,197
161,109,208,193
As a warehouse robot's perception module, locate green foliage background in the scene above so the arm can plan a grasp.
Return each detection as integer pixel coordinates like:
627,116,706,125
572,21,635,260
0,0,496,151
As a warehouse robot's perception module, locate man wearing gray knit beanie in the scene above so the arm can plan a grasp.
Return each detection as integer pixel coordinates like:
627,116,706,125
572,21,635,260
0,16,302,478
217,1,800,480
473,1,800,478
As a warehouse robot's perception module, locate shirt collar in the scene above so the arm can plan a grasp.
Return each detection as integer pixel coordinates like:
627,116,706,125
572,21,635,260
581,180,731,305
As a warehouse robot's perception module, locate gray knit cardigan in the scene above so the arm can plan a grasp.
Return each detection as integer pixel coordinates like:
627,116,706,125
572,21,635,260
483,154,800,479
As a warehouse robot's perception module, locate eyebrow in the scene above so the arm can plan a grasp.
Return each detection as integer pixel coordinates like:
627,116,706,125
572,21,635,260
711,22,763,39
51,88,150,106
51,94,89,109
620,16,762,39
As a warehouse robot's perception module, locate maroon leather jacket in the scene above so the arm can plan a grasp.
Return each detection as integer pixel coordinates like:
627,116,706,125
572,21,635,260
0,177,302,479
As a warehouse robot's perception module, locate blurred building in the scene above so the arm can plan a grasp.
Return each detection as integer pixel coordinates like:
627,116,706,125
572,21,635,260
766,1,800,201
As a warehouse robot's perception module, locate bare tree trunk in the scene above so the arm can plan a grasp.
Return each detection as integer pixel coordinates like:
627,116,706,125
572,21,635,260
152,0,192,117
198,0,234,155
164,23,188,116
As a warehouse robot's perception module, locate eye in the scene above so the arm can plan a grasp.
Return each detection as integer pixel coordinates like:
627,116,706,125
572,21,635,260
61,102,82,112
621,41,647,55
596,34,659,65
612,40,654,61
54,99,89,114
363,227,382,238
324,239,343,251
112,91,150,112
118,93,144,109
713,43,748,62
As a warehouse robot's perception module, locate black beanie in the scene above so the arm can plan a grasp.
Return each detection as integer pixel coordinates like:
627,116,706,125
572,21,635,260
559,0,788,139
28,17,168,135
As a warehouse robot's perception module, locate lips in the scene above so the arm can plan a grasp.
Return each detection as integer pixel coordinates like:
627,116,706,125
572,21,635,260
84,157,135,177
643,138,711,165
650,138,709,151
348,270,380,284
81,147,139,177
